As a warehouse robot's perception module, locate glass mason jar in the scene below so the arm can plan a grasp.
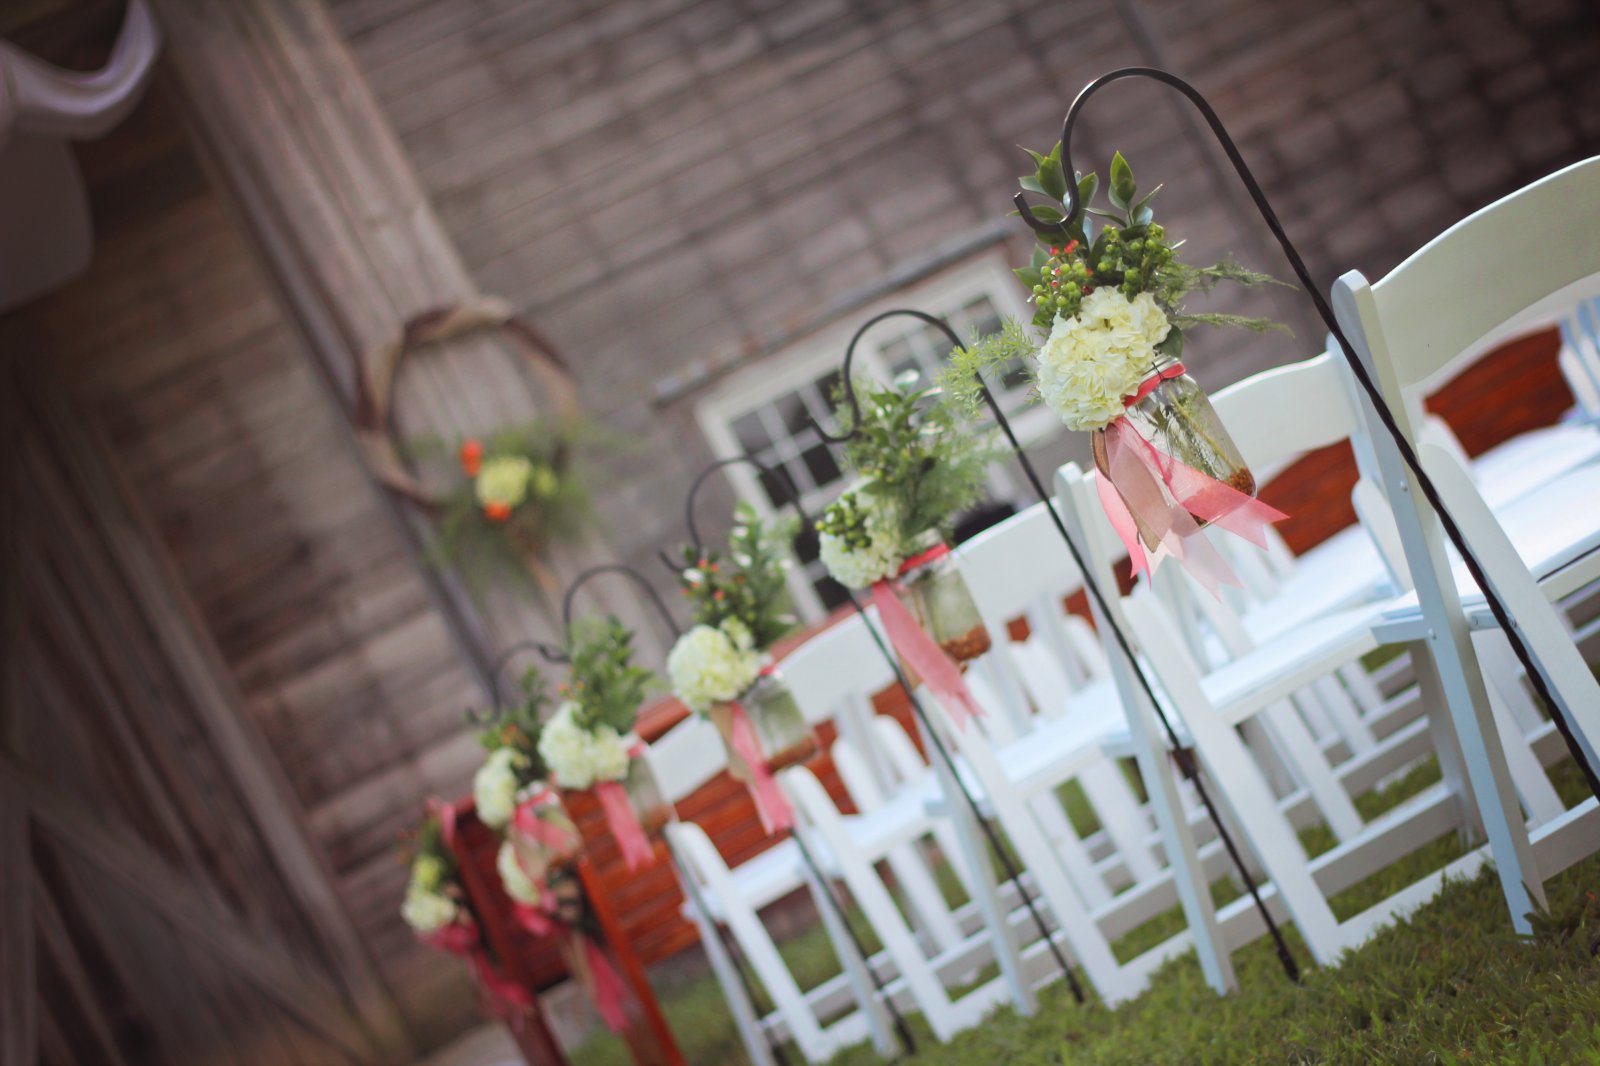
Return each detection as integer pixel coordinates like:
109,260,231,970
741,663,814,764
894,530,992,663
620,736,669,830
1092,357,1257,550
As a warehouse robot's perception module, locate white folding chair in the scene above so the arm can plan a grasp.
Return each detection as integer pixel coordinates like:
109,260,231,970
1559,296,1600,419
1329,154,1600,932
644,712,891,1063
1057,456,1502,972
954,502,1163,887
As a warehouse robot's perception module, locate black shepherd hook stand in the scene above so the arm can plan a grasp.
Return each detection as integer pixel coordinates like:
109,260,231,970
677,453,919,1056
1015,66,1599,803
814,306,1298,985
557,563,684,650
791,337,1093,1003
482,639,566,709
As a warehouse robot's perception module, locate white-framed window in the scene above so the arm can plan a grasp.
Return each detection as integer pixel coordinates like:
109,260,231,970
696,253,1060,619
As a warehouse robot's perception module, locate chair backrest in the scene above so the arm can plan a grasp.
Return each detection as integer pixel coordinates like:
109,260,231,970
1558,297,1600,416
1209,351,1367,481
639,712,727,805
955,500,1083,624
778,611,896,726
954,501,1097,726
1332,156,1600,425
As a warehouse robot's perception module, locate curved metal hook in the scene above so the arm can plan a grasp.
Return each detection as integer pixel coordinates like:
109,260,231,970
1013,67,1208,238
808,308,965,445
483,639,565,709
681,454,815,557
560,563,682,641
1001,65,1598,967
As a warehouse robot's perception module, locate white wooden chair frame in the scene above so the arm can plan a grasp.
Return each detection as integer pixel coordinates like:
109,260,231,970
1328,154,1600,932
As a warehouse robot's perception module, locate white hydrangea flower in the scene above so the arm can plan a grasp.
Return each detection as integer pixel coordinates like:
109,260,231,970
496,839,541,906
474,455,533,509
1036,290,1172,432
401,885,459,934
472,747,524,829
667,622,763,712
817,492,903,589
537,701,632,790
411,852,447,894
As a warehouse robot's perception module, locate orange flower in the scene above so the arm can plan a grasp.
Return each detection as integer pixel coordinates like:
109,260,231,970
484,501,512,522
459,438,484,476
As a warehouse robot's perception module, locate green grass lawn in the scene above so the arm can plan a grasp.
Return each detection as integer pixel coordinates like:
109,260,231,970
574,761,1600,1065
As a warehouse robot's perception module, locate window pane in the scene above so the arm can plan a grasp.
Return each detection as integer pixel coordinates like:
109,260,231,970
732,411,770,454
815,574,851,610
800,442,840,488
758,464,797,508
777,391,811,436
791,523,819,563
919,324,955,360
1001,359,1030,392
813,369,842,405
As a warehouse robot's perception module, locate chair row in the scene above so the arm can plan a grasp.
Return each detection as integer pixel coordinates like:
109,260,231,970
641,155,1600,1063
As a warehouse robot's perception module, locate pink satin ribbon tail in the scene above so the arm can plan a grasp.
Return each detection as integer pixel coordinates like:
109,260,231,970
870,579,983,729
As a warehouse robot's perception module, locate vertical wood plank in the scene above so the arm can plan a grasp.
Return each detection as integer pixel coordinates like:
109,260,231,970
0,773,37,1066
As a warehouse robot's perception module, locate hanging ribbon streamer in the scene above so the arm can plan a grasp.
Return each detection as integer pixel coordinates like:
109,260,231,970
575,931,632,1034
711,695,794,834
426,801,536,1014
512,788,581,856
1096,365,1287,597
593,778,654,872
870,551,984,729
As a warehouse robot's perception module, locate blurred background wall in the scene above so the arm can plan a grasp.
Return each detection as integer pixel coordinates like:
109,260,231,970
3,0,1598,1062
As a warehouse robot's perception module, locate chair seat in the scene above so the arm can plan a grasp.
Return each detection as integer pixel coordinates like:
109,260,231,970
1471,423,1600,508
720,838,806,917
1007,678,1133,792
1241,525,1391,644
1374,460,1600,641
828,775,947,868
1204,601,1388,719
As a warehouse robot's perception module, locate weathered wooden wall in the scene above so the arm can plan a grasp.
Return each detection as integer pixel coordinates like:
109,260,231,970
8,76,484,1052
6,0,1599,1060
2,349,411,1063
329,0,1600,573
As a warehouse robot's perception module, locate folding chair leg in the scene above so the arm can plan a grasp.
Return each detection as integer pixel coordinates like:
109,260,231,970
687,902,776,1066
1259,698,1364,842
795,845,896,1060
1078,757,1162,884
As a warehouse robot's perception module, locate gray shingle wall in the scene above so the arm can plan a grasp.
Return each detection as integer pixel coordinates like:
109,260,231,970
331,0,1600,573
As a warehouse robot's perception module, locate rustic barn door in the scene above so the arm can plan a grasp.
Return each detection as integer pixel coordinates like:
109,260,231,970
0,356,413,1066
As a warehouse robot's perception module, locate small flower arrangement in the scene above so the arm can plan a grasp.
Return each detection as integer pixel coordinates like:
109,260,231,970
400,815,465,937
945,145,1286,432
665,504,798,712
813,374,995,727
944,145,1290,588
665,506,805,832
537,617,655,790
425,418,594,592
815,374,994,590
539,617,660,870
471,669,551,829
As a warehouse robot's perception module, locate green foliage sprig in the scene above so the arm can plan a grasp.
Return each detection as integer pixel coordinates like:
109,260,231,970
677,503,799,651
827,374,996,544
401,814,458,879
562,616,658,735
1012,144,1291,344
414,416,598,594
471,667,552,782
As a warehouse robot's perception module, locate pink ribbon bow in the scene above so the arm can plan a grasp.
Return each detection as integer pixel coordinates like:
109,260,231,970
870,545,984,730
722,696,795,834
1096,365,1287,597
